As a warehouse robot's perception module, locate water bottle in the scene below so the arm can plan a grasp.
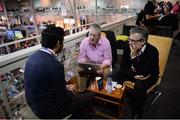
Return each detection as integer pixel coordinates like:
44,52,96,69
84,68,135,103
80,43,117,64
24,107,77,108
107,76,112,94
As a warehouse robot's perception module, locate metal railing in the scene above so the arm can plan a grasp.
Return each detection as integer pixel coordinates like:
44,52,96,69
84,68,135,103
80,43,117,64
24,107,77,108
78,8,141,15
0,15,131,56
0,15,137,74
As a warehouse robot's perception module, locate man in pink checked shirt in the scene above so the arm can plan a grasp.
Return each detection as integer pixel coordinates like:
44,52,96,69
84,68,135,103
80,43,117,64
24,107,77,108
77,24,112,92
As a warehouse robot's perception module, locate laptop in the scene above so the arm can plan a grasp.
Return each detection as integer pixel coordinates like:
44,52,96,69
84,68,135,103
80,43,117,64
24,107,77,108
78,63,100,73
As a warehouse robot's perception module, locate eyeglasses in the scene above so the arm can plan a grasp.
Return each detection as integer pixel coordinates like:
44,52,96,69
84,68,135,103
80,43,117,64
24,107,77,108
128,38,144,43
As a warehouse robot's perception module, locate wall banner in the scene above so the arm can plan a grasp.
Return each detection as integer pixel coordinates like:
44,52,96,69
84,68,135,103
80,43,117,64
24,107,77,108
60,0,67,16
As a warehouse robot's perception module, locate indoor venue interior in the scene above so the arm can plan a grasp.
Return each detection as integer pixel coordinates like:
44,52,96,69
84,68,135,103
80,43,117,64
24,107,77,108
0,0,180,119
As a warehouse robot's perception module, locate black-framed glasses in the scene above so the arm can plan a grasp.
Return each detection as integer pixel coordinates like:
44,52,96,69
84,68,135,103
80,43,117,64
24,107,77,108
128,38,144,43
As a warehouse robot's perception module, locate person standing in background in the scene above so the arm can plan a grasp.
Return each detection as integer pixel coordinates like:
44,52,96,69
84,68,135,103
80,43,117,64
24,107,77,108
144,0,158,26
143,0,162,35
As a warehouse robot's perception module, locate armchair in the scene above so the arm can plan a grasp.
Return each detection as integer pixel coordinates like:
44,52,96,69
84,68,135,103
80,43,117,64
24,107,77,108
147,35,172,105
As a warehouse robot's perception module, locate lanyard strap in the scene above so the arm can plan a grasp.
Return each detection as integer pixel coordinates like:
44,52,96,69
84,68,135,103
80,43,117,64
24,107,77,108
41,48,55,56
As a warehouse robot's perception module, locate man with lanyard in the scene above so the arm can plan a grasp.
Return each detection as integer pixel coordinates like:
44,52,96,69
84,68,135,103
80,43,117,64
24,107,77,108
24,25,94,119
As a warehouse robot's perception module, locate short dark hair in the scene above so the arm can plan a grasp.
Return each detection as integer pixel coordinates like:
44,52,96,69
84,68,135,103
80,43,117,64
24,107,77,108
129,26,149,42
41,25,65,49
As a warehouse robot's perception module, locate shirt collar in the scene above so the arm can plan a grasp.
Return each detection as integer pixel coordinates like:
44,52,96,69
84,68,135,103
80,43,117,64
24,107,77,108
140,44,146,53
40,48,55,56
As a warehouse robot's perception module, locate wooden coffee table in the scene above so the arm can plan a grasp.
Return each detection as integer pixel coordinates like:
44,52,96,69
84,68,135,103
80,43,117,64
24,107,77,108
87,80,126,119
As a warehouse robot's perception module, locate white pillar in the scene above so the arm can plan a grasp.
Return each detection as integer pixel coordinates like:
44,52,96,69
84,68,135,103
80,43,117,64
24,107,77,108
30,0,40,43
73,0,78,33
2,0,10,29
95,0,98,23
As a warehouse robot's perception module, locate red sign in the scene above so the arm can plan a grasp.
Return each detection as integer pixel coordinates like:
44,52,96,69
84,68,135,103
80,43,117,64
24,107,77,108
0,2,4,12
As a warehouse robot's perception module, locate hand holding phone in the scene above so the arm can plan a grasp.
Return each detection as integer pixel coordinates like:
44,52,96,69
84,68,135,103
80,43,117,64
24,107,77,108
134,74,151,80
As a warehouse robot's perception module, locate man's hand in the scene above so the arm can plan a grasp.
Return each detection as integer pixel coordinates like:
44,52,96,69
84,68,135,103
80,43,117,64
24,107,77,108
129,43,143,59
96,64,108,75
123,81,135,89
129,44,139,59
97,67,104,75
66,84,78,94
134,74,151,80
